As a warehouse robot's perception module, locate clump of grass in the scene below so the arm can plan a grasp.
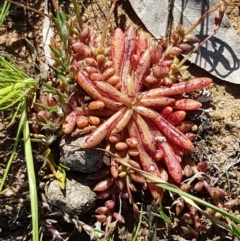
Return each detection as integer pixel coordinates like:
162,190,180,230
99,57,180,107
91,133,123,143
0,56,39,241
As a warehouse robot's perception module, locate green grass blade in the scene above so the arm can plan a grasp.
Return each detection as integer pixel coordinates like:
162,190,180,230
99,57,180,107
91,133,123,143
0,89,32,110
0,101,25,191
8,102,21,127
0,56,28,78
0,1,10,26
0,84,24,96
230,223,240,239
155,183,240,224
132,204,143,241
22,99,39,241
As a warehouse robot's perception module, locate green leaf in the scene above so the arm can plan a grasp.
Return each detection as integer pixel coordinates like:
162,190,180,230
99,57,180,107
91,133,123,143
229,223,240,239
56,166,66,189
151,201,171,224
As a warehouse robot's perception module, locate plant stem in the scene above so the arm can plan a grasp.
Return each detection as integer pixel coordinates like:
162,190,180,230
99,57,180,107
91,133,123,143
22,99,39,241
184,3,221,36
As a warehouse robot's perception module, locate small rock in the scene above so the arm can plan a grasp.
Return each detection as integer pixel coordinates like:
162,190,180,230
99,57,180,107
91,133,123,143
45,175,96,215
59,136,104,173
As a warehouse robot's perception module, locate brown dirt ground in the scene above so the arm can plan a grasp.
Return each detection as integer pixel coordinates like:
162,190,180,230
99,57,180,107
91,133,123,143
0,0,240,240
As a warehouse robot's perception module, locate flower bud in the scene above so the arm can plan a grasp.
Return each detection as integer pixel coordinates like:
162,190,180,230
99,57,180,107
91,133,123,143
185,133,197,141
214,212,222,219
93,178,114,192
128,149,139,156
152,65,162,79
161,106,173,117
154,149,163,161
179,43,192,51
206,208,215,215
150,42,163,64
145,75,158,84
177,121,195,133
76,115,89,128
37,110,52,121
183,165,193,177
166,47,182,56
96,54,105,64
159,60,173,67
80,28,90,40
115,142,128,151
101,60,113,70
72,42,92,56
105,200,115,210
97,189,113,199
184,35,199,42
180,183,191,192
210,187,228,199
118,171,127,178
95,206,108,215
171,31,179,43
104,47,110,56
193,181,204,192
108,134,122,143
160,36,168,47
85,57,97,67
113,212,125,223
161,77,173,87
168,111,186,126
223,199,238,209
68,95,77,111
126,137,138,148
197,161,208,172
129,159,141,169
176,23,185,36
182,213,193,223
214,14,221,28
175,199,185,215
170,63,179,73
95,214,107,223
114,177,125,191
88,116,100,125
85,66,98,75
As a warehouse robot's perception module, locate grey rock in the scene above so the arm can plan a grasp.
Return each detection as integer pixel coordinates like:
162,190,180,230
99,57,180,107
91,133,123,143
45,176,96,215
59,136,104,173
129,0,240,84
129,0,169,38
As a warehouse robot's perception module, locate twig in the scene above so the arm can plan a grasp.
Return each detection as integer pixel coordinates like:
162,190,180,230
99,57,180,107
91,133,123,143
4,0,50,18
